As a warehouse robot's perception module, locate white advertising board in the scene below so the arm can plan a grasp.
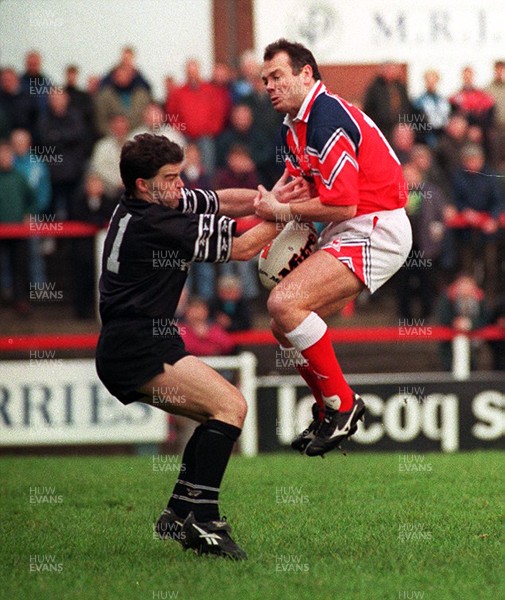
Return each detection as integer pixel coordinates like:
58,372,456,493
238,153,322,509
254,0,504,96
0,359,168,445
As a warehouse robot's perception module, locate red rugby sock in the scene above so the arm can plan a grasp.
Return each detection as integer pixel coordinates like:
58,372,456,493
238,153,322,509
285,312,354,412
295,363,325,420
301,331,354,411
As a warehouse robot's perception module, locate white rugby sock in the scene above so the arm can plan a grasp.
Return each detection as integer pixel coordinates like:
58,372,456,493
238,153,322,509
285,312,327,351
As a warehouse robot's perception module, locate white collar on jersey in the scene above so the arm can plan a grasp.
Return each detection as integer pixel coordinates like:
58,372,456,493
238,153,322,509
283,80,326,127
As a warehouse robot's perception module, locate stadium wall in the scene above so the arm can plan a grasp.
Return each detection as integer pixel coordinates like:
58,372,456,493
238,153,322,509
1,0,503,101
0,357,503,455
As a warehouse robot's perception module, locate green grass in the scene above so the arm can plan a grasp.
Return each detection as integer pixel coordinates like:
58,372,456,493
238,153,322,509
1,452,503,600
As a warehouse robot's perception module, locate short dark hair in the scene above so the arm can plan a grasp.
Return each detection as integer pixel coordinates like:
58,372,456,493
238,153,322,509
119,133,184,194
263,39,322,81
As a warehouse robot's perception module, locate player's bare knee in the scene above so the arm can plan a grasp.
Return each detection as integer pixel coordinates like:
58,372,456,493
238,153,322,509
231,393,248,426
213,390,247,427
267,287,292,321
271,319,291,346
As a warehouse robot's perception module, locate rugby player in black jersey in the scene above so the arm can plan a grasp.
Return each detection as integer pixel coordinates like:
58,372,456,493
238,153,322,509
96,133,302,560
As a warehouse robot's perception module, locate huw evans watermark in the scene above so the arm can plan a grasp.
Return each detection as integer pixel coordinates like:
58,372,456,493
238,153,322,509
29,486,63,504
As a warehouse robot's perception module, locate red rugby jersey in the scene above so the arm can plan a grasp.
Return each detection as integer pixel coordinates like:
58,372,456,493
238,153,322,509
281,81,407,216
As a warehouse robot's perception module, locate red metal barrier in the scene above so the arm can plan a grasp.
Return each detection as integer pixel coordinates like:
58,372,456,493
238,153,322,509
0,325,503,352
445,212,505,229
0,221,99,238
0,210,504,241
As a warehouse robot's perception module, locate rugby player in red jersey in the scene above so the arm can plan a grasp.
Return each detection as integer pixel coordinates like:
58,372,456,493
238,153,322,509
257,40,412,456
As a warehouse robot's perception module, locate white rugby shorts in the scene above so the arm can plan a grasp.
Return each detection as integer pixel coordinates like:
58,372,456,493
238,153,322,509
319,208,412,293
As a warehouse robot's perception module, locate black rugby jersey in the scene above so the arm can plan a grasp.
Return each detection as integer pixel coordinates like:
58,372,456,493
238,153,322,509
99,188,235,323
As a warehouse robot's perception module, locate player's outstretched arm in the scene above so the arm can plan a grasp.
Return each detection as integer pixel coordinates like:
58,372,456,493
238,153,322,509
216,188,257,217
230,219,280,261
216,174,312,218
255,185,356,223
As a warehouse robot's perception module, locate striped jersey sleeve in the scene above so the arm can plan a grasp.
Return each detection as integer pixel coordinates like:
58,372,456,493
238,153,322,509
177,188,219,214
190,214,236,263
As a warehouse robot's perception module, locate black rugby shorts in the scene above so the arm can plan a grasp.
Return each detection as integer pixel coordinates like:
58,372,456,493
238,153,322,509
95,317,189,404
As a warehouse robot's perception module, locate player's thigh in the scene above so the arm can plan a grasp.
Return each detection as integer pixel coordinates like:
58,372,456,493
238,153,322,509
136,355,247,426
268,249,364,316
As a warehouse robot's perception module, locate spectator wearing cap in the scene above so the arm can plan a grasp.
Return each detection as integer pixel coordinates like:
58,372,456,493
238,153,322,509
180,143,215,302
213,144,261,301
100,46,152,94
396,162,448,320
69,173,117,319
390,123,416,165
211,274,252,332
181,142,212,190
410,144,449,197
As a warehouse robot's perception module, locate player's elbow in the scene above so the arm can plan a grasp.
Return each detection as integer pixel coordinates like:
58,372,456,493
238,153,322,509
335,204,357,220
344,204,357,219
230,238,258,261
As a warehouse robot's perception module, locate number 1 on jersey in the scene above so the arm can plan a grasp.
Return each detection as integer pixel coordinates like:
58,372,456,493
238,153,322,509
107,214,132,274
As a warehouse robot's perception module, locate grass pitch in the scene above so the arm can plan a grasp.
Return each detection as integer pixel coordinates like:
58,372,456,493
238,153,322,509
1,452,503,600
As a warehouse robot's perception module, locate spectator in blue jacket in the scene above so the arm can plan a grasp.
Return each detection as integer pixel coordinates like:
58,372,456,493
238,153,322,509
452,143,504,292
0,140,36,314
11,128,51,285
414,69,451,147
453,144,503,219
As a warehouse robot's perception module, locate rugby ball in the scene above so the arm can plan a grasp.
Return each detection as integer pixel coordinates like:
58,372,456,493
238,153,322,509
258,221,319,290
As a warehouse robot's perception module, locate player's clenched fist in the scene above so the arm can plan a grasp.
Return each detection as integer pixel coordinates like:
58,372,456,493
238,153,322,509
272,168,311,204
255,185,291,221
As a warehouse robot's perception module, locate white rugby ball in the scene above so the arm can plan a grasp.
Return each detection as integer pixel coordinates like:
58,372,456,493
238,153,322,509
258,221,319,290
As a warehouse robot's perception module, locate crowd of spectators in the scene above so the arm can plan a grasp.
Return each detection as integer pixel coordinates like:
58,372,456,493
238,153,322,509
360,60,505,370
0,47,504,368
